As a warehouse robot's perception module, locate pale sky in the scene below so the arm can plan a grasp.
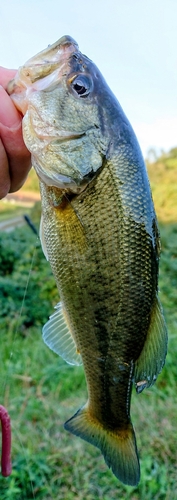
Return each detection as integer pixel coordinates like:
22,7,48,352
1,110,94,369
0,0,177,158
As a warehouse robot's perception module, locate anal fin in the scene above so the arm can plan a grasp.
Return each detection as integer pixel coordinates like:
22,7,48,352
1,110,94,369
42,302,82,366
134,295,168,393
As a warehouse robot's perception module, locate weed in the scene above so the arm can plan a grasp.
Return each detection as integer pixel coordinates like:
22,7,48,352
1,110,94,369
0,151,176,498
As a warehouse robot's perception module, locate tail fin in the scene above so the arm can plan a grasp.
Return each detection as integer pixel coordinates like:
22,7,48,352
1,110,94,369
64,405,140,486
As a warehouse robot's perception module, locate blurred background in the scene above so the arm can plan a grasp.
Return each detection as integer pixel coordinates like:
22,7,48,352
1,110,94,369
0,0,177,157
0,1,177,498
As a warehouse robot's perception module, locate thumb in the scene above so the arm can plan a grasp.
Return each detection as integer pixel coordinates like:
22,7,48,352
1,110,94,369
0,85,21,128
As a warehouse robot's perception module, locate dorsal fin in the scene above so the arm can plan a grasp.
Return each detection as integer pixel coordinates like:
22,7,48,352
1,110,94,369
42,302,82,366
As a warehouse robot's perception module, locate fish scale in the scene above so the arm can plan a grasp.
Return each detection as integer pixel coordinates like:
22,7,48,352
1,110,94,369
40,159,152,417
8,34,167,486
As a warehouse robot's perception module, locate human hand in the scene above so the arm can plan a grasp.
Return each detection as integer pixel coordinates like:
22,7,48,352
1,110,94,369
0,67,31,199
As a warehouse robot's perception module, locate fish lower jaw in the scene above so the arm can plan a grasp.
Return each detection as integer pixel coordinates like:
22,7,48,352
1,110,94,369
33,162,85,193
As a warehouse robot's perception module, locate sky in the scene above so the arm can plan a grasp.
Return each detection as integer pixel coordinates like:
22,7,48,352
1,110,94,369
0,0,177,158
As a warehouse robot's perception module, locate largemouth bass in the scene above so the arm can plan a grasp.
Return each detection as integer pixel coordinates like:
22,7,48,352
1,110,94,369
8,35,167,486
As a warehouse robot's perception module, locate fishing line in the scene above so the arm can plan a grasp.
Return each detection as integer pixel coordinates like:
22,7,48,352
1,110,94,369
2,233,39,498
2,236,39,393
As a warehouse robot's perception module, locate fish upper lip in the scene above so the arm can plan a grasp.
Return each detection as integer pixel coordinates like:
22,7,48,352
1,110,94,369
24,36,79,68
7,35,80,97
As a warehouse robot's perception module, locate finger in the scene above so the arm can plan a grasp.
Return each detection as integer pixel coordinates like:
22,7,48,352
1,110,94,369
0,87,31,193
0,85,20,128
0,120,31,193
9,153,31,194
0,67,17,90
0,77,31,194
0,139,10,198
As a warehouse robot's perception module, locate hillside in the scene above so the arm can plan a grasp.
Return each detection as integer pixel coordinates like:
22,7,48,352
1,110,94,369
146,147,177,222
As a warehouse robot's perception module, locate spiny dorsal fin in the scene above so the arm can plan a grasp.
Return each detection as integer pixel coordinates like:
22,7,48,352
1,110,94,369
134,295,168,393
42,302,82,366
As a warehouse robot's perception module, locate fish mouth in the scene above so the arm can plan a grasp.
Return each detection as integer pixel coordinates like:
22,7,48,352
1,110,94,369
7,35,80,112
7,35,96,193
25,35,79,67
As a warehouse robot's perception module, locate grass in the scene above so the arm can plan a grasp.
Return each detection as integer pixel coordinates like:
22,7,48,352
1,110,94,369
0,151,177,498
1,282,177,500
0,231,177,499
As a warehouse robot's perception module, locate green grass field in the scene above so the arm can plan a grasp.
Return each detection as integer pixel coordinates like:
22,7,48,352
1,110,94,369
0,150,176,499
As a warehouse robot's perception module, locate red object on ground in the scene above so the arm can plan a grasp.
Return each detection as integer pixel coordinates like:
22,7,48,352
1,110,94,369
0,405,11,476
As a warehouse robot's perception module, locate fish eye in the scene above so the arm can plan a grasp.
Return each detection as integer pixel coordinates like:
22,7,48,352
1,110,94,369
71,75,93,98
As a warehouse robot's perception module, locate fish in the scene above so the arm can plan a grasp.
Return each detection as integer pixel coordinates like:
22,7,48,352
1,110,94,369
8,35,167,486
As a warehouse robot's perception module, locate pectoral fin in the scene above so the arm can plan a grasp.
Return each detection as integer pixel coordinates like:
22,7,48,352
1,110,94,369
42,302,82,366
134,295,167,393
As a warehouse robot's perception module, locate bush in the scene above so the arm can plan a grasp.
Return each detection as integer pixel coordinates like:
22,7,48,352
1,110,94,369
0,223,59,334
0,234,18,275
